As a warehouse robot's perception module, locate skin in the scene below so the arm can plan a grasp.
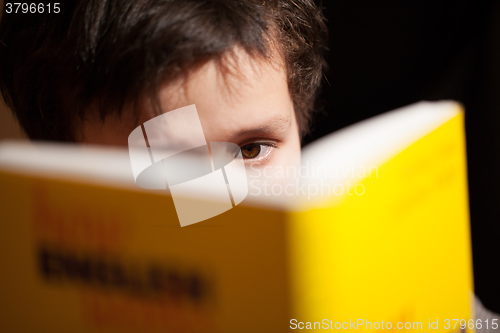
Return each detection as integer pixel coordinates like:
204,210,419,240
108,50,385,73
81,48,301,183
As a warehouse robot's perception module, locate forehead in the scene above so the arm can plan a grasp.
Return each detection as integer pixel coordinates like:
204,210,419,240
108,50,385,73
143,49,294,142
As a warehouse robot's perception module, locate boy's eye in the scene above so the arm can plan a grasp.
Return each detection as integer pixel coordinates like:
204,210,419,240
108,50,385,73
240,142,276,160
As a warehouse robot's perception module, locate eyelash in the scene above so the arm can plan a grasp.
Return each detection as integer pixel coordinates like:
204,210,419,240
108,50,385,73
239,142,277,162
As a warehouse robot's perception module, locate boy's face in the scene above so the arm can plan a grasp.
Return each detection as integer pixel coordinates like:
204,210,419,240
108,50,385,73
82,49,301,176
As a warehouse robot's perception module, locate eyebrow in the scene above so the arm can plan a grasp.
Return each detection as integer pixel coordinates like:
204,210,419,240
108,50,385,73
228,114,292,141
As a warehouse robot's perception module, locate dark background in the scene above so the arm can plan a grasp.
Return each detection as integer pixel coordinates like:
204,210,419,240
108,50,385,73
304,0,500,312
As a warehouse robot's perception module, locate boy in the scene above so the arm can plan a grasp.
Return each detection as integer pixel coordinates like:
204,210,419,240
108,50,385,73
2,0,500,326
0,0,327,174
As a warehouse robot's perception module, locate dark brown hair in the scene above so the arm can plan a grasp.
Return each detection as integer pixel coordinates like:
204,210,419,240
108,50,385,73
0,0,327,141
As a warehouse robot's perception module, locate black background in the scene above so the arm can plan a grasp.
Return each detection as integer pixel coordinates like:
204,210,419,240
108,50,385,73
304,0,500,312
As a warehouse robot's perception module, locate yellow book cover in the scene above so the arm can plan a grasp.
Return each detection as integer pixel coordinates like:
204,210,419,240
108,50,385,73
0,101,473,332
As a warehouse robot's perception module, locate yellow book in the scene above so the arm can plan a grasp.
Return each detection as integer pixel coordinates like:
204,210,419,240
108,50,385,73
0,101,473,332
